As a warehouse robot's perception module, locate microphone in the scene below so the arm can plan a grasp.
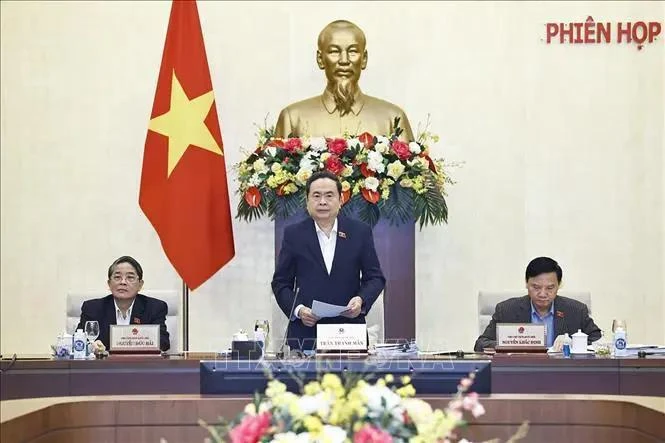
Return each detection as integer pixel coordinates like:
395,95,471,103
277,286,300,359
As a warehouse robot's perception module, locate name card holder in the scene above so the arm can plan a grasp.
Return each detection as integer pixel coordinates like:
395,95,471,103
495,323,547,353
110,324,161,354
316,324,368,356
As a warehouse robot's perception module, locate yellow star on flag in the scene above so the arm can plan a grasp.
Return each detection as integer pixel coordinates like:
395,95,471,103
148,70,222,176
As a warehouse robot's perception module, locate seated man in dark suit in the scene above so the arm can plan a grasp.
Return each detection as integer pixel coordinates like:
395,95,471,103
76,256,170,351
474,256,601,352
272,170,386,351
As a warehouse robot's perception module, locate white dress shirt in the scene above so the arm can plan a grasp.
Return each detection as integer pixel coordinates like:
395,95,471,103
294,219,338,319
114,299,135,325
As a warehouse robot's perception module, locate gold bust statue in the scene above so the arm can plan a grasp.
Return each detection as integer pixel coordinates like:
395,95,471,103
275,20,414,141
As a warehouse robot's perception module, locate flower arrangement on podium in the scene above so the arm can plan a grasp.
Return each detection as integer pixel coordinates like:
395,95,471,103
199,372,527,443
235,118,454,228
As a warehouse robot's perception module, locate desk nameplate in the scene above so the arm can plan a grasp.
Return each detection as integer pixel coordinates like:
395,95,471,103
496,323,547,353
110,325,160,354
316,324,367,353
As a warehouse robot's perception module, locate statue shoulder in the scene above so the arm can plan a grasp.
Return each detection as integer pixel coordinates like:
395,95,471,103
363,94,409,116
279,95,322,115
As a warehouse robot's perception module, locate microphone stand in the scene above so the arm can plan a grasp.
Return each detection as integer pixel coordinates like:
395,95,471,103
277,287,299,359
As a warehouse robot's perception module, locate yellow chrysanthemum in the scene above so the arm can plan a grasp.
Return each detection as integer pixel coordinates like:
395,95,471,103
384,374,394,383
396,384,416,398
321,374,343,391
266,380,287,398
304,381,322,396
401,376,411,385
303,415,323,433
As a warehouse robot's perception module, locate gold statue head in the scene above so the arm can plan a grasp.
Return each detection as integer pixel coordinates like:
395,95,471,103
316,20,368,116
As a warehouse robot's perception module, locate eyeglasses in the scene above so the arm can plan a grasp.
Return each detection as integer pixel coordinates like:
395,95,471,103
110,274,139,284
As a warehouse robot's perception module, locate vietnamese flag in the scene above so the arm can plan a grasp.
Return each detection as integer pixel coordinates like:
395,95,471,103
139,0,235,290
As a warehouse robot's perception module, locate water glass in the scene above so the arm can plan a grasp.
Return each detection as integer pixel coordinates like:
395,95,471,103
255,319,270,350
85,321,100,343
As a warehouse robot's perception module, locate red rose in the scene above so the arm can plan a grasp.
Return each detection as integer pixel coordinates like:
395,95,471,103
391,140,411,160
358,132,374,148
327,138,348,155
283,138,302,153
325,155,345,175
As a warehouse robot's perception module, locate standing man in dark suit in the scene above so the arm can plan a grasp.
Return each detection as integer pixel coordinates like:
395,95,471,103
474,257,601,352
272,170,386,351
76,256,170,351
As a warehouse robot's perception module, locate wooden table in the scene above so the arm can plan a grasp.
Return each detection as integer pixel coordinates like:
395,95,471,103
2,394,664,443
1,354,664,400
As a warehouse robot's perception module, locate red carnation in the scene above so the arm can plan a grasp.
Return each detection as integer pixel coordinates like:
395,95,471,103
283,138,302,153
391,140,411,160
328,138,348,155
325,155,345,175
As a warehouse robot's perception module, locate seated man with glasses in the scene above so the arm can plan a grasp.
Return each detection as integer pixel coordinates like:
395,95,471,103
474,256,601,352
76,255,170,351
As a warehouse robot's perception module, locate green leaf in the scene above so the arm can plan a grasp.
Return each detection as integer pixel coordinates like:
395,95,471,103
382,184,415,226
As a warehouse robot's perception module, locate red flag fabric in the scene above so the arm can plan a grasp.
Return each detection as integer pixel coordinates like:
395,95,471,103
140,0,234,290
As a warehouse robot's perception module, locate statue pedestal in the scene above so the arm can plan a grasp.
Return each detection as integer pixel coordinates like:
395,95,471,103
274,213,415,342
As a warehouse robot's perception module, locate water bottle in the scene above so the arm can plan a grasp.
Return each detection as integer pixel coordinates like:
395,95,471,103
562,333,572,357
73,329,87,360
613,327,627,357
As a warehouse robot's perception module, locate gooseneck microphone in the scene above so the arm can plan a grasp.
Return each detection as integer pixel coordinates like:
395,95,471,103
277,286,300,359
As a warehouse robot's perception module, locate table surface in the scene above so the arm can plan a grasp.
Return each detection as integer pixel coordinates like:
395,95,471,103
3,392,665,423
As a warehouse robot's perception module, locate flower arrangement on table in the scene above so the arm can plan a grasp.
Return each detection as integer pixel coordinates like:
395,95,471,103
199,372,528,443
235,118,455,228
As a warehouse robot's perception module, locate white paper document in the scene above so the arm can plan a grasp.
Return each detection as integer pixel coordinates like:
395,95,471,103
312,300,348,318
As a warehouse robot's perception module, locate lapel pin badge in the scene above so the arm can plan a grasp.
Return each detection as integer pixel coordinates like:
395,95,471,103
338,231,347,239
556,311,565,318
133,317,141,324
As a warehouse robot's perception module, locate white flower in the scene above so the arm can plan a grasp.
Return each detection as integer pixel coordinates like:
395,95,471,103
299,156,317,171
362,384,404,421
367,151,385,173
387,160,405,180
269,432,309,443
401,398,433,426
297,426,346,443
409,141,422,154
307,137,328,152
252,158,269,174
376,135,390,145
374,141,389,154
295,168,313,185
265,146,277,157
248,173,262,187
364,176,380,191
347,137,364,149
271,163,283,173
298,392,331,417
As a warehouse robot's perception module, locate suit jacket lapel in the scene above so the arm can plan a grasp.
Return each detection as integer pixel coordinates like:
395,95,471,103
553,299,567,336
305,219,329,275
518,296,532,323
329,217,348,277
105,296,117,326
131,295,145,324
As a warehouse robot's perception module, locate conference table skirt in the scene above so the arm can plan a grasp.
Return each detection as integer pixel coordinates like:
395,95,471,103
1,354,664,401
